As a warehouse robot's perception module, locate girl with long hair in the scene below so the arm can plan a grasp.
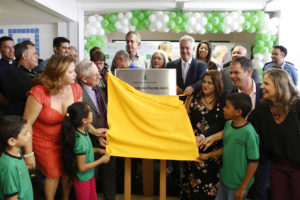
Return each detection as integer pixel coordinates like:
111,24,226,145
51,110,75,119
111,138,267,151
61,102,110,200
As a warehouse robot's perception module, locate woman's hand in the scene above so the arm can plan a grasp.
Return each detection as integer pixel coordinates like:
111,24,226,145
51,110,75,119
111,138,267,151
197,153,210,161
94,148,106,155
195,135,205,147
25,156,36,170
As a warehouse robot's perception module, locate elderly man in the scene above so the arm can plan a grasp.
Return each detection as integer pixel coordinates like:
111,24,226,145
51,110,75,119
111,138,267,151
76,61,116,200
263,45,297,85
166,35,207,95
69,46,78,63
36,36,70,72
221,45,259,93
113,50,139,69
125,31,147,68
0,36,17,112
3,40,39,115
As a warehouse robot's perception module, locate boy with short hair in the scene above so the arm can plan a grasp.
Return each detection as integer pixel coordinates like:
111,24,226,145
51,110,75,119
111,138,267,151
198,93,259,200
0,115,33,200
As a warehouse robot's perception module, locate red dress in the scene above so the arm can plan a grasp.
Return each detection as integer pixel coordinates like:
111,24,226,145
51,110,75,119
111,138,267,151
29,84,82,178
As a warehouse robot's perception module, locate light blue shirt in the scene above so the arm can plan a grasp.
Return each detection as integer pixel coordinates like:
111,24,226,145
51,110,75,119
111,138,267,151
263,61,298,85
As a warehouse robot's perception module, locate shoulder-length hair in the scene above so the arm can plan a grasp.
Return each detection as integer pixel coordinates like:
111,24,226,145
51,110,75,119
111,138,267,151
32,55,74,94
197,70,223,104
261,68,299,112
196,40,212,65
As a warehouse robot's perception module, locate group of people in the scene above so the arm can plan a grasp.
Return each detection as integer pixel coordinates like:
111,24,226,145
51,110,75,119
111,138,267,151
0,30,299,200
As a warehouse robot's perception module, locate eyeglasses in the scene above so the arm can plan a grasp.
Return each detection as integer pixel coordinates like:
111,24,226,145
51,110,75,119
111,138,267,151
152,56,164,61
126,40,138,44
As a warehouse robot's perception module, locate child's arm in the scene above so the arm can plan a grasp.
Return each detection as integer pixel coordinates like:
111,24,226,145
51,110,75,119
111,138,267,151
197,148,223,161
199,130,223,151
234,161,258,200
76,154,110,173
7,195,18,200
93,148,106,155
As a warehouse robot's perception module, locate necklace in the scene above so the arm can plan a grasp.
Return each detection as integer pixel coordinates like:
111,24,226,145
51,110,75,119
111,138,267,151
203,96,215,105
271,107,283,120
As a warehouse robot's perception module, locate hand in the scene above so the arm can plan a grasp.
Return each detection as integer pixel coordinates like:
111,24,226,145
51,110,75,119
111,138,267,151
99,137,108,146
183,86,194,96
234,187,246,200
99,154,110,164
195,135,205,147
25,156,36,170
93,128,107,137
176,86,183,95
197,153,210,161
199,136,214,151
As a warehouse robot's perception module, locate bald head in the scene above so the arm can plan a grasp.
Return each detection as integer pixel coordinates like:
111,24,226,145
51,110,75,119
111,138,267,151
231,45,247,59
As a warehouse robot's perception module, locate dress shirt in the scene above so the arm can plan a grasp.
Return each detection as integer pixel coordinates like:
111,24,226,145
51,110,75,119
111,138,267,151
81,83,99,114
238,79,256,110
181,58,192,84
130,53,147,69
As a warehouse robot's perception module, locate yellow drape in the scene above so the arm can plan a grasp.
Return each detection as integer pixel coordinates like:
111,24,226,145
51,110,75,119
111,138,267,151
106,72,199,161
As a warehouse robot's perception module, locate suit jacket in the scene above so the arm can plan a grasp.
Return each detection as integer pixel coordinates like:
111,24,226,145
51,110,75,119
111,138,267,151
230,82,263,108
78,80,107,147
166,58,207,92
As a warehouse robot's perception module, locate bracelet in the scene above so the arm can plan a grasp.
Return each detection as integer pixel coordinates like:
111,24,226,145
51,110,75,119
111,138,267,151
200,134,205,139
23,152,34,158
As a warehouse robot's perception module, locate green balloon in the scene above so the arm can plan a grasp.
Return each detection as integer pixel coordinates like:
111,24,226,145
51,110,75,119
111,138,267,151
173,26,181,33
205,23,213,32
132,10,139,16
271,34,277,41
242,21,251,30
136,23,145,30
176,16,183,24
101,19,109,28
88,35,96,41
143,20,150,27
168,12,176,19
255,34,263,40
255,23,264,31
262,34,271,41
182,13,189,20
256,10,264,18
248,26,256,33
130,17,139,26
243,12,251,19
145,10,152,16
205,13,213,19
181,22,188,31
253,46,260,54
212,28,218,33
137,13,145,20
109,14,118,23
109,25,116,33
167,20,176,29
255,40,264,47
95,40,102,47
260,47,269,54
211,16,220,25
217,13,225,19
265,40,274,49
217,23,225,31
251,15,259,24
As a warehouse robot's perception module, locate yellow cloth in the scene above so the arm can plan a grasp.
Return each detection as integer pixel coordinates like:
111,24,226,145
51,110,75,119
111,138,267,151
106,72,199,161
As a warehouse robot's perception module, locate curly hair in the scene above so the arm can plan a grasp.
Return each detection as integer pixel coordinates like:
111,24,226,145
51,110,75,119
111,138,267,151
32,55,74,94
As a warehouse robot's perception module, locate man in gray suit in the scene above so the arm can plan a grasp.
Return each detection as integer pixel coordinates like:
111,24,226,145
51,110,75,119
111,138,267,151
76,61,116,200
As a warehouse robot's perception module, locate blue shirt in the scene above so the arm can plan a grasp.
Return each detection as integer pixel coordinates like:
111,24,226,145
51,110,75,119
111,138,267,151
128,63,139,69
263,61,298,85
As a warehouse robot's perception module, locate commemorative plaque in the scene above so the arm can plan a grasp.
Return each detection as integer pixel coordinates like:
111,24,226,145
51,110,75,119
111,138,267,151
115,68,176,95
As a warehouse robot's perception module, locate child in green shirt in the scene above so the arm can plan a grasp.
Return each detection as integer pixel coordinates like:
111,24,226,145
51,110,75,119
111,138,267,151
61,102,110,200
0,115,33,200
198,93,259,200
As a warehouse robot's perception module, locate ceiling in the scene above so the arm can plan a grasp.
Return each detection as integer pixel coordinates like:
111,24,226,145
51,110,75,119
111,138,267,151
0,0,281,25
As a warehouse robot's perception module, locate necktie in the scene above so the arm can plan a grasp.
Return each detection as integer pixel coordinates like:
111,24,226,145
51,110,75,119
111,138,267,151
183,62,188,83
92,86,108,128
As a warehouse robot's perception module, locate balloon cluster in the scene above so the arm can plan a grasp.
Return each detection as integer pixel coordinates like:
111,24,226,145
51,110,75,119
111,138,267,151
85,15,105,36
167,12,189,33
101,13,118,34
130,10,152,30
85,35,105,52
115,12,136,34
149,11,170,32
205,12,225,33
242,11,264,33
186,12,207,34
223,12,244,34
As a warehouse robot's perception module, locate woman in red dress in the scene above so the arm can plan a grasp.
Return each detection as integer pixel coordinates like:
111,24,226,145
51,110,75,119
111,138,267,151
23,55,82,199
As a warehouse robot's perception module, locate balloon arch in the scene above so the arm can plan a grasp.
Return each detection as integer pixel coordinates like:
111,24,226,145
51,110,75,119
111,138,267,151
85,10,280,70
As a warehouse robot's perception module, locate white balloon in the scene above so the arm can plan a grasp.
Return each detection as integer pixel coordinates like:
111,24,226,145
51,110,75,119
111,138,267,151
86,23,92,30
238,16,245,24
163,15,169,23
231,12,239,19
194,13,201,19
188,17,196,26
88,16,96,23
224,16,233,25
94,22,101,28
129,26,136,31
199,27,206,34
223,27,231,34
121,18,129,26
89,27,97,35
149,23,157,32
236,26,243,32
149,14,156,22
257,61,264,69
264,14,270,23
155,21,163,30
122,27,129,34
186,27,194,34
270,27,278,34
193,25,201,32
263,53,272,63
157,11,164,16
200,17,208,25
97,29,105,36
125,12,132,19
118,13,124,19
231,22,239,30
163,28,169,32
115,21,122,29
97,15,103,21
254,53,264,61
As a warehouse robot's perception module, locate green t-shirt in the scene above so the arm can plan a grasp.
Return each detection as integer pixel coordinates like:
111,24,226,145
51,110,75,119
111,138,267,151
0,151,33,200
74,129,95,181
220,120,259,190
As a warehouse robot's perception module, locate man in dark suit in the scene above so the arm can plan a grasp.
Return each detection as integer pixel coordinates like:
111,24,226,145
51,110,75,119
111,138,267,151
229,57,269,200
76,61,116,200
166,35,207,96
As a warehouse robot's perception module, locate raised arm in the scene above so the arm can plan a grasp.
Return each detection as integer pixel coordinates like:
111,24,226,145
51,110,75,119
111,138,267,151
23,95,42,170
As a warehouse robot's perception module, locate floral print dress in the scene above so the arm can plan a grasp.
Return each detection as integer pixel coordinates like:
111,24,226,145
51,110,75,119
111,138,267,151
180,95,225,200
